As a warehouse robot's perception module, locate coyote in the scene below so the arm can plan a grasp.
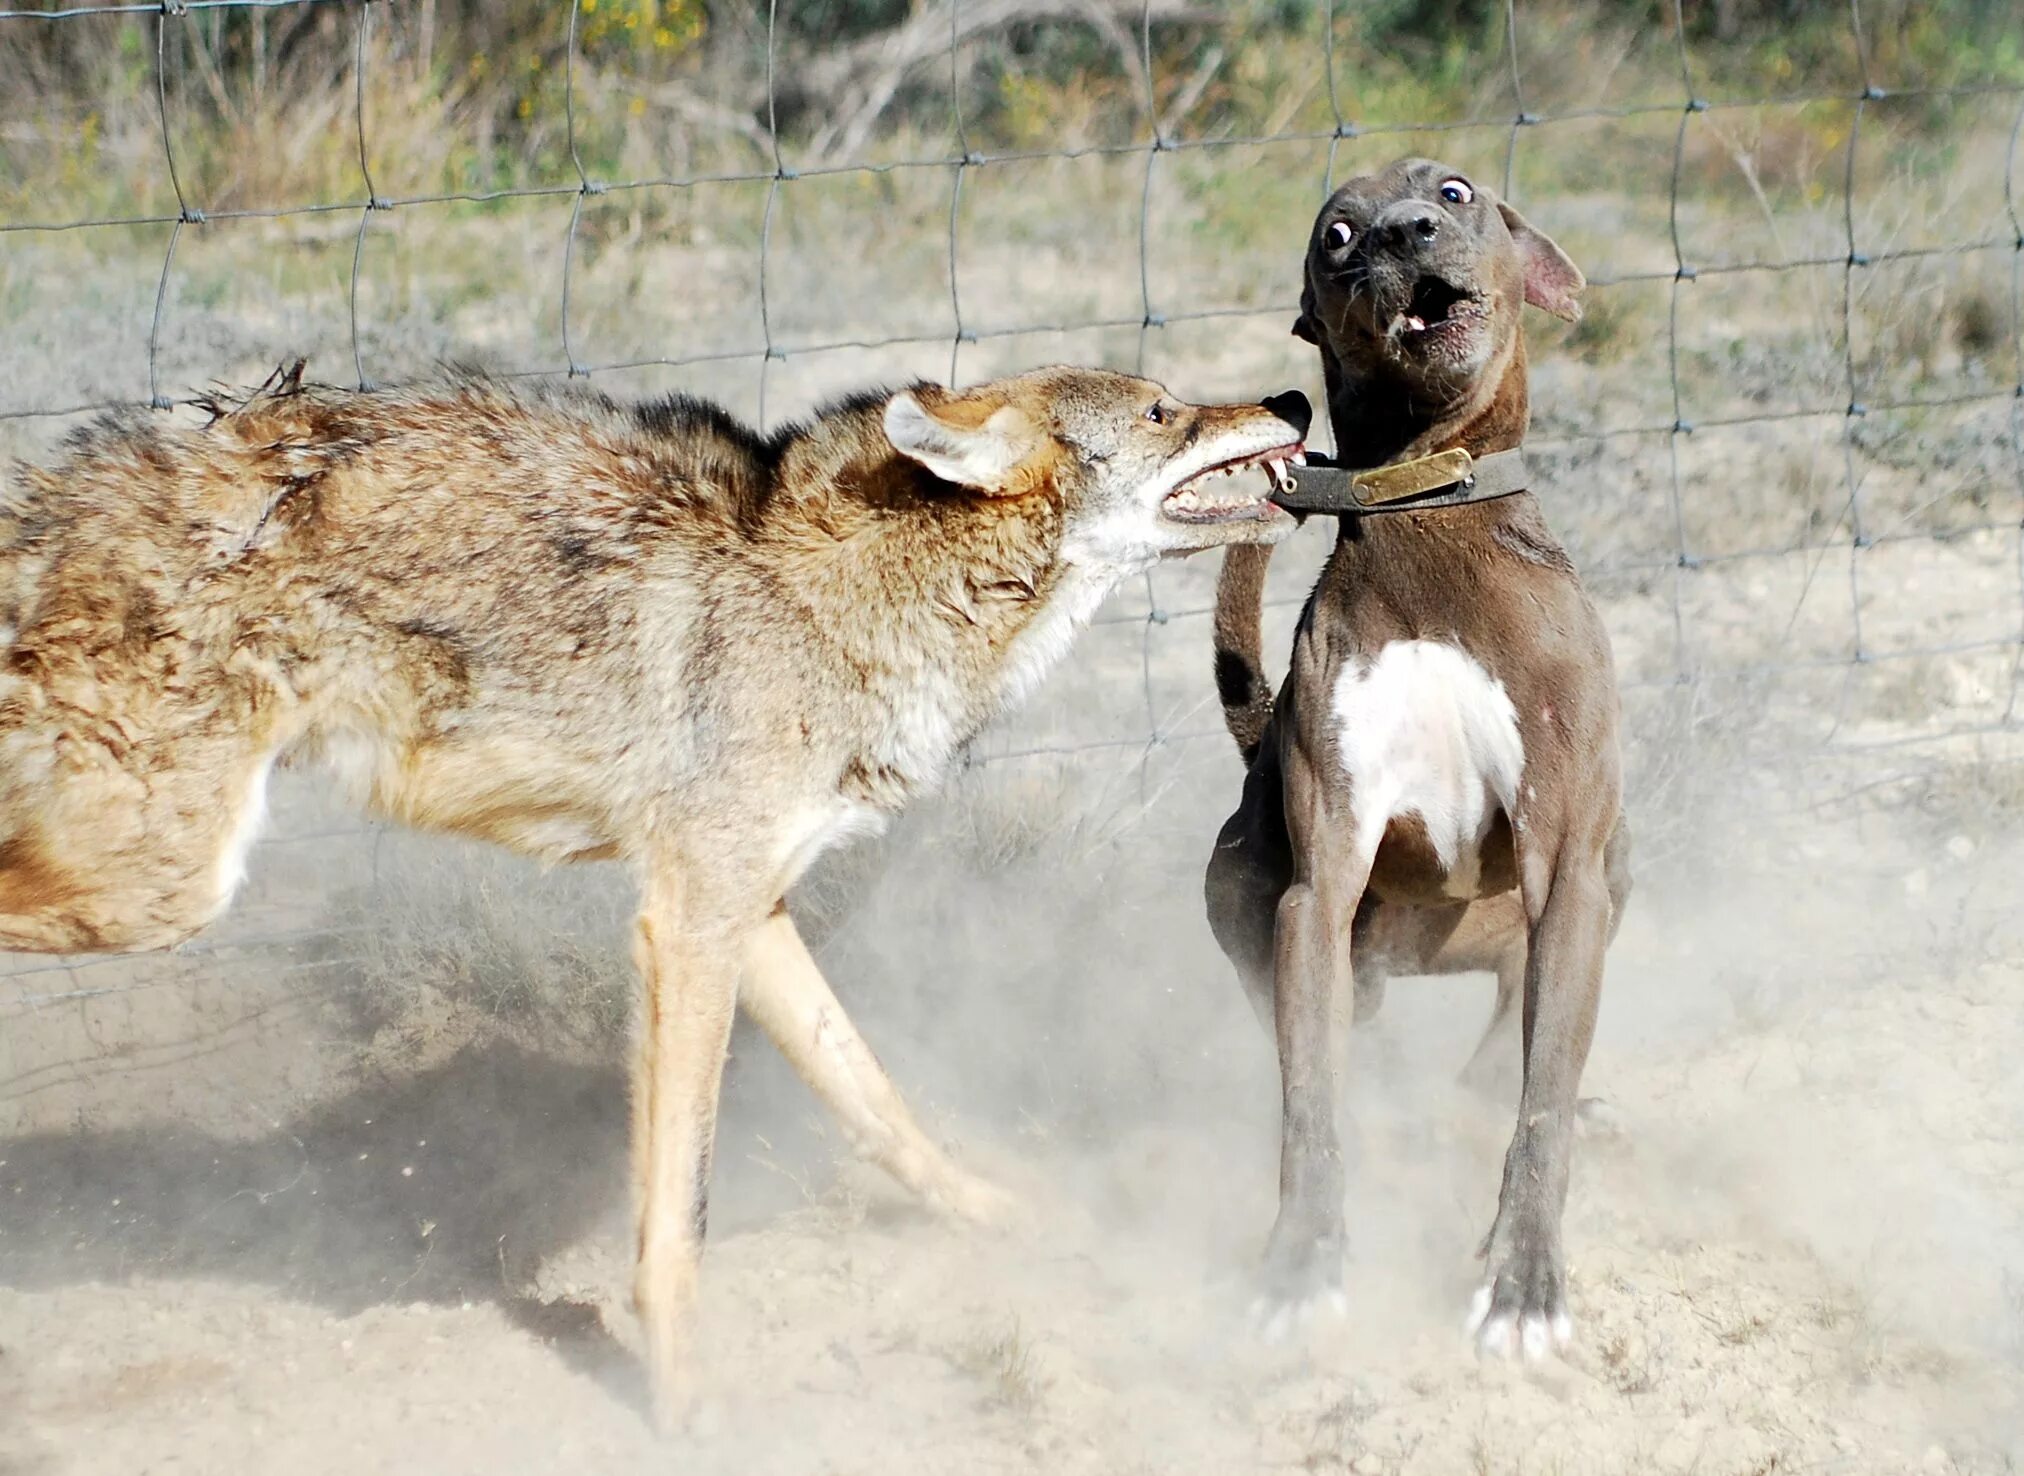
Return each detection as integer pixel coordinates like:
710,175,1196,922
0,362,1306,1423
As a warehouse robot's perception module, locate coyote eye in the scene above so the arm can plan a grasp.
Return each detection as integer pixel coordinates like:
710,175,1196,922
1325,220,1354,250
1439,178,1474,205
1144,402,1168,425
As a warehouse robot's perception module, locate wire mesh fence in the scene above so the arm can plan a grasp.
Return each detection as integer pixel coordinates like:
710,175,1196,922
1,0,2021,1081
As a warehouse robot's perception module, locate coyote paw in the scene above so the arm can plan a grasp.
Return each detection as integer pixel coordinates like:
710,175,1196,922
931,1168,1021,1227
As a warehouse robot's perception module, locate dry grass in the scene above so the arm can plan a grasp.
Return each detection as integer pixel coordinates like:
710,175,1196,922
950,1317,1049,1413
325,841,635,1057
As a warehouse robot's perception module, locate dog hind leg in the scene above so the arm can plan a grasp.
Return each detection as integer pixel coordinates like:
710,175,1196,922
739,903,1013,1224
1447,899,1528,1102
1204,742,1293,1038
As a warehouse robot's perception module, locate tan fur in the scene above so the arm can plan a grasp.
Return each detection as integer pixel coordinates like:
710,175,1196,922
0,361,1303,1426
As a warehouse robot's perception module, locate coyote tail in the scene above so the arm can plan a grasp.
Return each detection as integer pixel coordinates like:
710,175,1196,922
1212,543,1276,765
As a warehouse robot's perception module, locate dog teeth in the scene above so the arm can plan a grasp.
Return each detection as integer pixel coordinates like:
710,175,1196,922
1404,314,1427,332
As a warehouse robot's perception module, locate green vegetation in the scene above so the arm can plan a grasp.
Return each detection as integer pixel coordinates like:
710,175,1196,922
4,1,2018,223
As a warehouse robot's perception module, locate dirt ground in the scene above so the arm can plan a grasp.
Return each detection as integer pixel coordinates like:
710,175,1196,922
4,655,2023,1475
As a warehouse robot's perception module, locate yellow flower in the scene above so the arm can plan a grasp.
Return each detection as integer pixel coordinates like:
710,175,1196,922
630,96,647,117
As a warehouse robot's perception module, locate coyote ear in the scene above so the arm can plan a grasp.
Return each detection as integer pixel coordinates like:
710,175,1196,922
883,389,1039,495
1497,200,1585,323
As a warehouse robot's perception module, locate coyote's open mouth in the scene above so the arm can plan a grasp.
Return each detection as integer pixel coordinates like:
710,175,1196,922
1161,443,1306,525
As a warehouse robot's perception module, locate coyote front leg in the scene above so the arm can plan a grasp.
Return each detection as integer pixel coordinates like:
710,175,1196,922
629,858,740,1432
741,903,1014,1224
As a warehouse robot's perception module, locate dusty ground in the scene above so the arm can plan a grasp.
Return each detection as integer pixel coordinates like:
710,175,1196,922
4,693,2023,1476
3,95,2024,1474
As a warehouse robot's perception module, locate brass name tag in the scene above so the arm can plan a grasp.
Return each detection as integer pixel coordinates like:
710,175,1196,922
1350,447,1476,507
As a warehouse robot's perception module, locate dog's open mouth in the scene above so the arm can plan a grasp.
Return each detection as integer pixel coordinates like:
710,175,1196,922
1395,274,1484,337
1161,443,1305,524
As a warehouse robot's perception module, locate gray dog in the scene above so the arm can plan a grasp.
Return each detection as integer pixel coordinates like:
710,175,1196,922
1207,157,1632,1359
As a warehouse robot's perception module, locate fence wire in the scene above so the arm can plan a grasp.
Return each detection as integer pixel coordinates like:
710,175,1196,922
1,0,2022,1039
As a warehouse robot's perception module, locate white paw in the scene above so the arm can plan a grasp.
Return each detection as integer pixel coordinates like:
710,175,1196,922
1465,1288,1571,1363
1251,1287,1349,1345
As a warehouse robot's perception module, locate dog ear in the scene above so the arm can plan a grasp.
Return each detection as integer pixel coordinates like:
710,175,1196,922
883,387,1041,495
1291,278,1321,344
1497,201,1586,323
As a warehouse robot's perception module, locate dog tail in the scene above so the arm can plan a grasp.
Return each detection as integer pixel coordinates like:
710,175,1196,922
1213,544,1276,764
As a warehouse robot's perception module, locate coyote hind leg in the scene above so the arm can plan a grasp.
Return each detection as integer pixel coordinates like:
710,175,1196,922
740,904,1013,1224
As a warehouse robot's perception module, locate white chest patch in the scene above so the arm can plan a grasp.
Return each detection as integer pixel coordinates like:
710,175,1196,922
993,559,1127,714
1328,640,1524,897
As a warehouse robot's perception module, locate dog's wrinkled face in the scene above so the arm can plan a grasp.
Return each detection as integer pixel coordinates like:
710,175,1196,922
1295,157,1584,395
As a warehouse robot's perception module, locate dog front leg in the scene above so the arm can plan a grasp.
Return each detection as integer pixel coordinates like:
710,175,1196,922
1469,840,1611,1361
741,903,1014,1224
1255,748,1367,1332
629,859,741,1432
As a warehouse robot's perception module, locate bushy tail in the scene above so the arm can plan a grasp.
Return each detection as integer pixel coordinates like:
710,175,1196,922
1212,544,1277,765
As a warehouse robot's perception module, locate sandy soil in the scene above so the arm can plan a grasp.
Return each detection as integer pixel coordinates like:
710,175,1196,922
4,723,2022,1476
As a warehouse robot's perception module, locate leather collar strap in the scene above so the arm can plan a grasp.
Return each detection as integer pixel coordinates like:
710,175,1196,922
1273,445,1529,515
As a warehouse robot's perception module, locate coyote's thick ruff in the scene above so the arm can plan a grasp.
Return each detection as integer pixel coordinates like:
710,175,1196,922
0,363,1305,1424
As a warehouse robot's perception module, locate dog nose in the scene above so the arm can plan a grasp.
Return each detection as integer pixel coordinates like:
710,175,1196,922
1382,213,1439,248
1373,201,1442,253
1261,390,1312,437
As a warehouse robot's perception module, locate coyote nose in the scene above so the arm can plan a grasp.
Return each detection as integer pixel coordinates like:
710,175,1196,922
1261,390,1312,437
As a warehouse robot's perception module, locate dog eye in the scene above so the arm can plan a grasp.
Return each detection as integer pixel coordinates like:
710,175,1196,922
1144,402,1167,425
1439,178,1474,205
1325,220,1354,249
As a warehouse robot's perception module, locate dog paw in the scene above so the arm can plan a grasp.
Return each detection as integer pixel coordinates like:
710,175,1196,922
1466,1284,1572,1362
1249,1230,1348,1343
1466,1235,1571,1363
1250,1285,1350,1344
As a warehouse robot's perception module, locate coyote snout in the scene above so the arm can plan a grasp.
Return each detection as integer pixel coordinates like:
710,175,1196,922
0,360,1299,1428
884,367,1306,560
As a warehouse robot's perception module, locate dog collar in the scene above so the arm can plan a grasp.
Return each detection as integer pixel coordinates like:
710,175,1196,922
1273,445,1529,515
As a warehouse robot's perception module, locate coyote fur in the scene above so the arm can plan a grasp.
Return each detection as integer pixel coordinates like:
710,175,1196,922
0,361,1306,1424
